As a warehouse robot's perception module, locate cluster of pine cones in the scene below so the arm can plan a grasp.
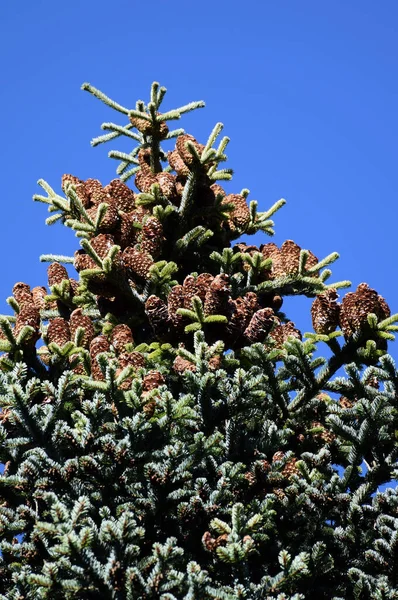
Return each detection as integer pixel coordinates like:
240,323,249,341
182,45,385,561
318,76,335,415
236,239,319,279
311,284,390,339
145,272,301,348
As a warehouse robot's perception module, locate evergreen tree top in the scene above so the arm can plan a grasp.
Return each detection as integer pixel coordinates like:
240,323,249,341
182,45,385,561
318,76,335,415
1,81,398,598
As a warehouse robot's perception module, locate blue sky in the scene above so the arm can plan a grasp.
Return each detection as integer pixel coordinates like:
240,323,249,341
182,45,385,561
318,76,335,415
0,0,397,352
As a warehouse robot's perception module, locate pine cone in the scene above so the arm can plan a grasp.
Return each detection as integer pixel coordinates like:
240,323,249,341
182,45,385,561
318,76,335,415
135,170,157,193
130,112,169,139
269,321,302,348
145,295,170,339
280,240,301,274
90,335,111,358
208,355,222,370
142,370,165,392
272,452,285,463
12,282,33,307
244,308,276,343
110,324,134,354
156,172,178,200
114,212,138,249
229,292,260,339
14,306,40,343
311,290,340,335
261,243,286,278
176,134,204,165
62,173,82,193
139,217,165,258
74,250,97,273
339,396,354,409
168,285,186,332
91,234,116,259
183,273,214,308
84,179,105,205
168,149,190,177
69,309,95,348
305,249,319,273
47,263,69,287
90,335,111,381
31,286,48,311
204,274,231,316
282,457,299,478
104,179,136,212
173,355,196,374
339,283,391,339
87,203,120,233
210,183,226,199
118,351,145,370
122,247,154,279
222,194,250,231
47,317,70,347
311,421,335,444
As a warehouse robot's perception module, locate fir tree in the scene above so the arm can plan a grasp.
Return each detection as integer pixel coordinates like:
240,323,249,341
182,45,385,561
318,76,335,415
0,81,398,599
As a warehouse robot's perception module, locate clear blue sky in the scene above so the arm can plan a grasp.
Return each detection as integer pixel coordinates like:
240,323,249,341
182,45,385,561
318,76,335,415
0,1,397,349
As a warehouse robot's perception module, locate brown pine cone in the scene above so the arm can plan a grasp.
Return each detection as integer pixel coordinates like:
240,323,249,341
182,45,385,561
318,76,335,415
311,290,341,335
229,292,260,338
173,355,196,374
168,285,186,332
282,457,299,478
87,203,120,233
114,212,138,249
168,149,190,177
142,370,165,392
182,273,214,308
122,247,154,279
280,240,301,274
261,243,286,278
272,451,285,463
145,295,171,339
69,309,95,348
208,355,222,370
156,172,178,200
91,234,116,259
90,335,111,380
130,112,169,139
74,250,97,273
118,351,145,370
48,263,69,288
32,286,48,311
339,396,354,409
84,179,103,202
139,217,165,258
204,274,231,316
269,321,302,348
305,249,319,273
90,335,110,358
110,324,134,354
62,174,82,193
47,317,70,347
12,282,33,307
135,170,157,193
311,421,335,444
210,183,226,199
339,283,391,339
14,306,40,343
104,179,136,212
244,308,277,343
222,194,250,231
176,134,204,165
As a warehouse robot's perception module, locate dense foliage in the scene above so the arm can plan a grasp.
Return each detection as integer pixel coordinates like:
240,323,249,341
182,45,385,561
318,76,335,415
1,82,398,599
